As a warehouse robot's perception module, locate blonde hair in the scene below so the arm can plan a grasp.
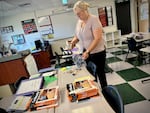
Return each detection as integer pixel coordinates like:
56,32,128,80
73,1,90,11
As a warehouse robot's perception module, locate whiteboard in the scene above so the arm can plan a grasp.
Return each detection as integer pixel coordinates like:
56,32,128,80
51,11,77,40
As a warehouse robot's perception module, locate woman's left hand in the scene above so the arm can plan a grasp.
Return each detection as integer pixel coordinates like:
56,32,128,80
82,51,89,60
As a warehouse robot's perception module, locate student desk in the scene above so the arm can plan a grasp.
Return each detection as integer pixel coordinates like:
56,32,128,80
0,66,115,113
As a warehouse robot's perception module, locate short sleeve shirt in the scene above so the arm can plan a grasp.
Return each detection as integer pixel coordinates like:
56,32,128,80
75,15,105,54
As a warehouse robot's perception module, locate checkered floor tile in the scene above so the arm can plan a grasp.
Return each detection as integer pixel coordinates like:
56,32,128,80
106,47,150,113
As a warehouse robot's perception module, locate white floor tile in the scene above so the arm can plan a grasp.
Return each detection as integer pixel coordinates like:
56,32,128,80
117,53,137,61
123,48,128,52
108,61,134,72
106,53,114,58
106,72,126,85
125,100,150,113
106,48,122,53
126,53,138,59
137,64,150,75
128,77,150,100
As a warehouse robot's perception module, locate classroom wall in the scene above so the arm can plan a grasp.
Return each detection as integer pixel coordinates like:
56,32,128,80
0,0,137,53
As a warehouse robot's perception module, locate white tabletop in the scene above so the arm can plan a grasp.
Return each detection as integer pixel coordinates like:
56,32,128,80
56,66,115,113
135,34,150,43
140,46,150,53
124,32,150,43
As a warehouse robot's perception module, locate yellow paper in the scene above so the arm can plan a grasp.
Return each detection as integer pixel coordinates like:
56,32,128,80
74,76,93,82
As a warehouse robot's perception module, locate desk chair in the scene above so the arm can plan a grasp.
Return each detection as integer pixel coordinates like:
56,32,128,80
125,37,142,61
24,54,40,75
102,85,124,113
24,54,54,75
86,61,97,82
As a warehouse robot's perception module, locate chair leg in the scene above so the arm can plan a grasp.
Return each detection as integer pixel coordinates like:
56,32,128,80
125,50,129,61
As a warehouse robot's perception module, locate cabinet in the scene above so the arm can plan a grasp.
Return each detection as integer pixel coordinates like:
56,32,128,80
0,58,29,86
32,51,51,70
104,30,122,48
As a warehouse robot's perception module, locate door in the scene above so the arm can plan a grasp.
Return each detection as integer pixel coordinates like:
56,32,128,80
115,1,132,35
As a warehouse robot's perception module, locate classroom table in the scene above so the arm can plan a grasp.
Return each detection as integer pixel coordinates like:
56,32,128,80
0,65,115,113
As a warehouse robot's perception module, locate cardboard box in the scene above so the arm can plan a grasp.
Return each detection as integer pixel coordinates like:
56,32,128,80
66,80,99,102
30,86,59,110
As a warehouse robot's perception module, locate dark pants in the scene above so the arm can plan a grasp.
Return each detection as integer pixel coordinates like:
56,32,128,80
86,50,107,89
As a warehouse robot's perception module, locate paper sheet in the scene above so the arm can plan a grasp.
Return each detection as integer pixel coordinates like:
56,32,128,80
16,77,43,95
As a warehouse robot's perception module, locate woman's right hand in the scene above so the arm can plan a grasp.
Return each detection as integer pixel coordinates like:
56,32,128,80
67,40,75,50
70,42,76,49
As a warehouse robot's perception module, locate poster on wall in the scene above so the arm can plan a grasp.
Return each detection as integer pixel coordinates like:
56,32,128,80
37,15,54,39
0,26,14,34
140,2,148,20
21,19,38,34
12,34,25,45
106,6,113,26
98,7,107,27
98,6,113,27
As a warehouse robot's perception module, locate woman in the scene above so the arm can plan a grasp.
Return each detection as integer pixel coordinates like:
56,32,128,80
70,1,107,89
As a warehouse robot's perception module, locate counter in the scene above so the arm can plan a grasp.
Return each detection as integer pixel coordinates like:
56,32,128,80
0,54,22,63
0,54,29,86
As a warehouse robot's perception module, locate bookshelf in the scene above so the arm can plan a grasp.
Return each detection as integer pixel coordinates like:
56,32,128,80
104,30,122,48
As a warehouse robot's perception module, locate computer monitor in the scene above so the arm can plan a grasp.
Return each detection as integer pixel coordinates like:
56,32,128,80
62,0,68,5
35,40,42,50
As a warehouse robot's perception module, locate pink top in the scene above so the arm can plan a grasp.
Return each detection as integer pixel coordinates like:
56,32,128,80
75,15,105,54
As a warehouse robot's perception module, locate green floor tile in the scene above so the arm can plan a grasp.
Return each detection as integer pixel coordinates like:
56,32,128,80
126,57,145,66
117,68,150,81
111,50,128,55
106,57,122,64
115,83,146,105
